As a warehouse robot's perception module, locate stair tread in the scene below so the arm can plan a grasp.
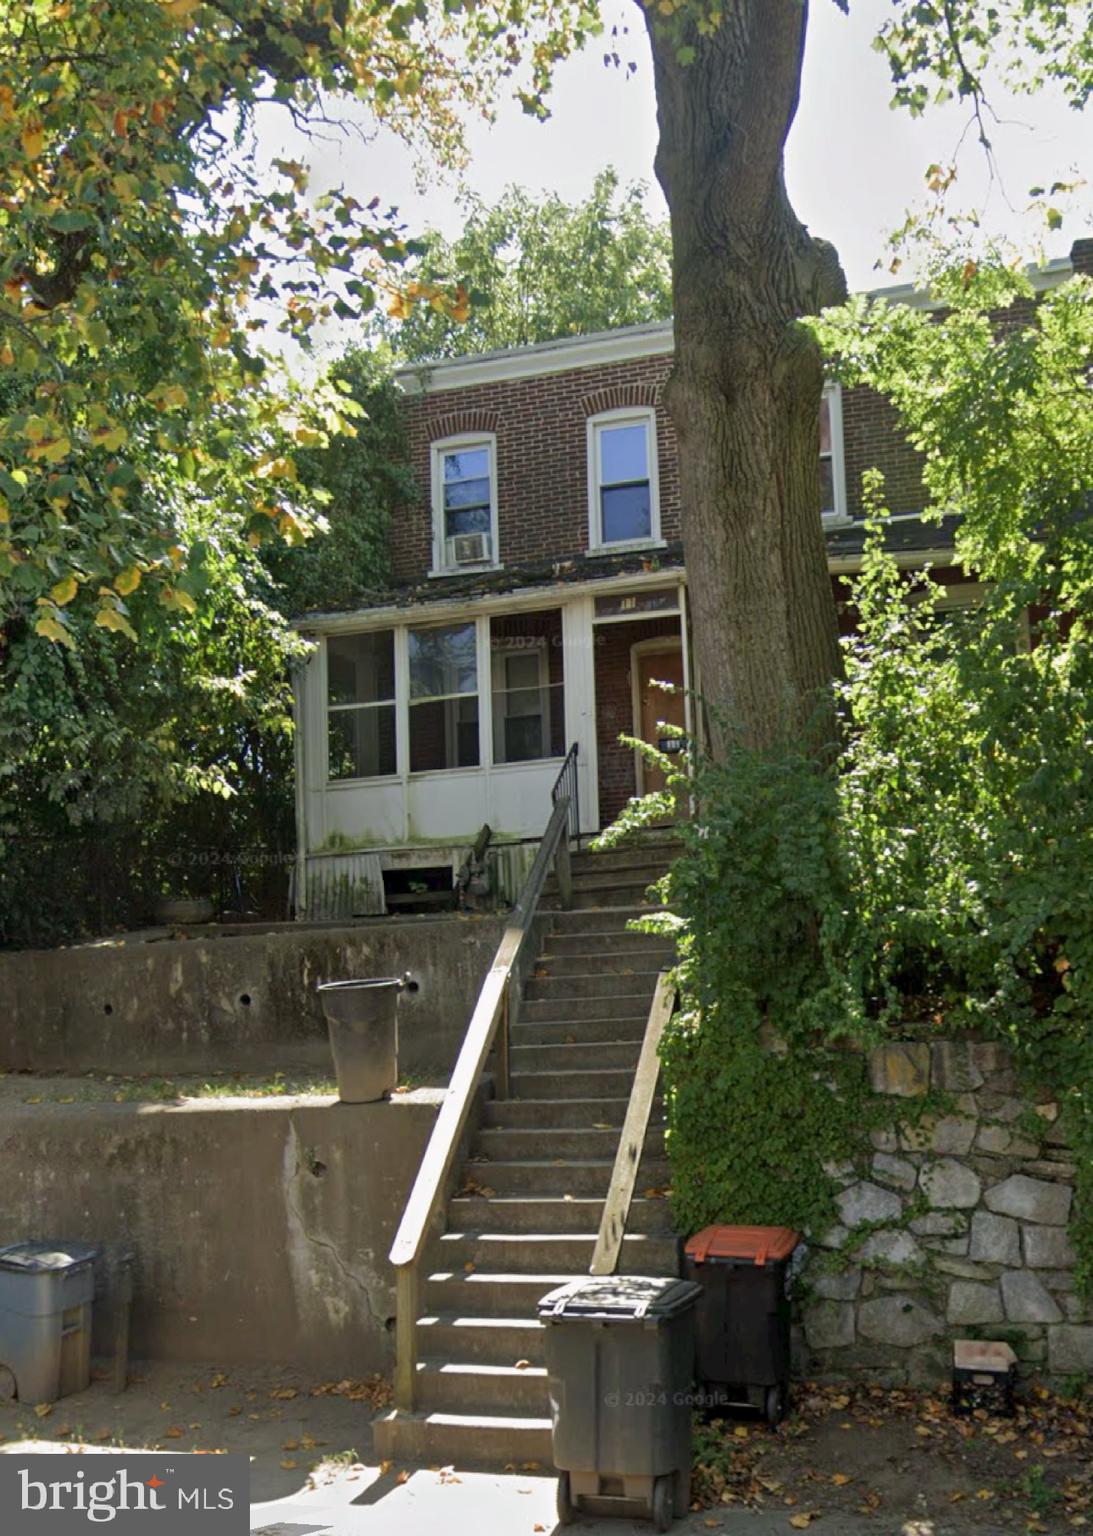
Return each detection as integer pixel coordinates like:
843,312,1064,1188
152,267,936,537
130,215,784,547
418,1313,545,1329
439,1230,665,1243
417,1358,548,1378
376,1408,553,1430
427,1270,577,1284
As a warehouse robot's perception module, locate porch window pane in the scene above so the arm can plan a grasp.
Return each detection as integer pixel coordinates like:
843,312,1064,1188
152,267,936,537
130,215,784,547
409,622,480,771
327,630,396,781
491,609,565,765
409,697,480,771
409,623,477,700
327,631,395,707
329,705,396,780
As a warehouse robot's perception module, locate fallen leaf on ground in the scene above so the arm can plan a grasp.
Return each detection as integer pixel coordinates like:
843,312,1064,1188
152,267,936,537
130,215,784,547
789,1514,819,1529
33,1404,53,1419
280,1459,297,1470
831,1473,850,1486
163,1427,183,1439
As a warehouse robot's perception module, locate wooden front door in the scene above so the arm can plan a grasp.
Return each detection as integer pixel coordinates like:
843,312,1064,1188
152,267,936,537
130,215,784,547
634,644,685,797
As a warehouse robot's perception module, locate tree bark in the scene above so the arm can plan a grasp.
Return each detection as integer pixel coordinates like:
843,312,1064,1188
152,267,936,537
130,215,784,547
643,0,846,756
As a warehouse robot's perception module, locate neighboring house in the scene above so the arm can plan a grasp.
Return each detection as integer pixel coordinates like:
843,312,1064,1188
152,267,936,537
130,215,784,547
292,246,1089,918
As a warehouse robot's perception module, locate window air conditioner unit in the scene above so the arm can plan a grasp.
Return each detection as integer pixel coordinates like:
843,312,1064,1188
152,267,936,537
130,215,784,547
451,532,490,565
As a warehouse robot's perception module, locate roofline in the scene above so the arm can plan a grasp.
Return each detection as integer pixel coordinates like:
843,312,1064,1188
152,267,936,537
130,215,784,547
295,546,969,632
394,256,1075,397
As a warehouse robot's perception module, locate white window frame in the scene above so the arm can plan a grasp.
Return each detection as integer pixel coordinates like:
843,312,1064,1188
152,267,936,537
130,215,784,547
406,619,482,774
821,382,850,528
586,407,662,555
490,638,552,765
324,630,399,784
429,433,500,577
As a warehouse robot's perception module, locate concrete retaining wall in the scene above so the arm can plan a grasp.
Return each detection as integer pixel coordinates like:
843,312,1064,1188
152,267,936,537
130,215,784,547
0,1093,444,1374
0,916,505,1079
799,1038,1092,1384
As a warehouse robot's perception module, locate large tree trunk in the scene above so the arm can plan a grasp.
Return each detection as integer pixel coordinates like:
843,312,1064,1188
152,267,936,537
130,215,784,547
643,0,846,756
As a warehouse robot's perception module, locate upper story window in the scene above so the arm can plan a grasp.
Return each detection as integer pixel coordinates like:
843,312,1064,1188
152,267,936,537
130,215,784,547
820,384,849,525
327,630,396,782
431,435,498,575
587,408,661,554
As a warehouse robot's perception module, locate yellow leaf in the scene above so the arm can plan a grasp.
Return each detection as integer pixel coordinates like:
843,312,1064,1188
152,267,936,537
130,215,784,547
35,615,75,649
94,607,138,641
163,0,201,21
50,575,79,606
163,1426,183,1439
21,121,44,159
33,1402,53,1418
115,566,141,596
0,344,13,366
257,456,296,482
160,585,197,614
280,1459,297,1470
91,423,127,452
112,173,141,202
789,1515,818,1530
831,1473,851,1486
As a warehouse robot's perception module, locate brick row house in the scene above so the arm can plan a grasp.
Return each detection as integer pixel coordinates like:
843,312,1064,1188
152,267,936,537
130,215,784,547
291,248,1087,918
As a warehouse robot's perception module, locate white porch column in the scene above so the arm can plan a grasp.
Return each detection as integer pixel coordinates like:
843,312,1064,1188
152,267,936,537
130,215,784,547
562,594,599,834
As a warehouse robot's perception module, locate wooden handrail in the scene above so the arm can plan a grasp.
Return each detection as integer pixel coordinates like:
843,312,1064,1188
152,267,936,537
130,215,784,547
388,796,574,1411
589,971,677,1277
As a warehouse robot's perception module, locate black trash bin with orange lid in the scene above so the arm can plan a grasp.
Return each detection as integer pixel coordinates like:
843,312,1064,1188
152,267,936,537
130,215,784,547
683,1224,801,1425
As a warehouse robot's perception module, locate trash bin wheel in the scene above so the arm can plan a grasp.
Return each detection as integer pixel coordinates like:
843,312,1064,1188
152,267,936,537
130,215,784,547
652,1474,674,1532
764,1382,786,1427
0,1366,14,1401
556,1472,575,1526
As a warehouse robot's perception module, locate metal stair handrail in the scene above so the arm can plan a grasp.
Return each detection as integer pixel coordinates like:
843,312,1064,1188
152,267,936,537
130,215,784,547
388,795,574,1411
590,971,677,1276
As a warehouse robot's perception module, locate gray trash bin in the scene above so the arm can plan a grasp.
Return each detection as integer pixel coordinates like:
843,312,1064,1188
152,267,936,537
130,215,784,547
538,1274,702,1531
0,1241,98,1404
317,974,416,1103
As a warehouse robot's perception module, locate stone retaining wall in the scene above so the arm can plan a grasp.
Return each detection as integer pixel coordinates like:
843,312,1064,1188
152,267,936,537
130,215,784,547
799,1038,1091,1384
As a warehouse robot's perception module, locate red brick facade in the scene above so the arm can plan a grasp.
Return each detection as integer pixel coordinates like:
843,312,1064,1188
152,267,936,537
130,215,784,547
395,353,678,583
394,354,939,585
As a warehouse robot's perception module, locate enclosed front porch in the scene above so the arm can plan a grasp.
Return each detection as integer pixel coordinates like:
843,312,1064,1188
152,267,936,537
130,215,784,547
293,573,691,917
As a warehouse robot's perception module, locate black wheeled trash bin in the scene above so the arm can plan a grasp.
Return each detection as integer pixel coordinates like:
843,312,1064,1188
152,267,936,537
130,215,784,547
0,1241,99,1404
683,1224,800,1425
537,1274,702,1531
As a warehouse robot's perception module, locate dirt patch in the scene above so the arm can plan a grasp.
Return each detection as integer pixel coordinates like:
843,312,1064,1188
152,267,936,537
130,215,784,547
0,1360,386,1503
692,1382,1093,1532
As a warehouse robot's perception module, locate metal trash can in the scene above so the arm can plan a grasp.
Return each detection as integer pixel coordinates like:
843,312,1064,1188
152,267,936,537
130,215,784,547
0,1241,98,1404
538,1274,702,1530
683,1224,800,1425
317,973,416,1103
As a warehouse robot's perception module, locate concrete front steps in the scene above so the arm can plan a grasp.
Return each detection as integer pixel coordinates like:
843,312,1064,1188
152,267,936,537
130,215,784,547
373,840,682,1469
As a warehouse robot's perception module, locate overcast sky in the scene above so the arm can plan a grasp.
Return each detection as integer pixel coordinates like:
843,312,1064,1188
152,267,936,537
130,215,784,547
258,0,1089,344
